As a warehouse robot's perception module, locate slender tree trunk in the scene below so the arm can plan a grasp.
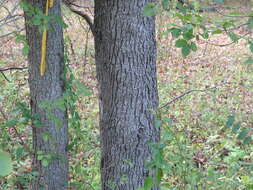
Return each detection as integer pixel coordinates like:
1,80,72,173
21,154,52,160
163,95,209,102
24,0,68,189
94,1,160,189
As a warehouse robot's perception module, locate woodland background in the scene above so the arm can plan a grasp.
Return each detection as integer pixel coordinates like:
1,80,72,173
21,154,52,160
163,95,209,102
0,0,253,189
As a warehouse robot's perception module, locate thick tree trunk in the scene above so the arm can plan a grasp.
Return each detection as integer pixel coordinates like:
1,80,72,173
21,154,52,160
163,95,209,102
24,0,68,189
94,1,160,190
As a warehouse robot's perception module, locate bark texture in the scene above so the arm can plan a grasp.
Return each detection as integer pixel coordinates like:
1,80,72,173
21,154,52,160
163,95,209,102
24,0,68,189
94,1,160,189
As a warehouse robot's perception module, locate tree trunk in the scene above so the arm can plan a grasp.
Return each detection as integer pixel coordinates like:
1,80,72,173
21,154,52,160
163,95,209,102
24,0,68,189
94,1,160,190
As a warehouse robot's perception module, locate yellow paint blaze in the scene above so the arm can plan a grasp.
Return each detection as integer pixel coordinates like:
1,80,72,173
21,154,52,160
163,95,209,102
40,0,54,76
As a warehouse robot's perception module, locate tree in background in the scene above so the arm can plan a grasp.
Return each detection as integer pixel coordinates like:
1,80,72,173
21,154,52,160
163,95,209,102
23,0,68,189
94,0,160,189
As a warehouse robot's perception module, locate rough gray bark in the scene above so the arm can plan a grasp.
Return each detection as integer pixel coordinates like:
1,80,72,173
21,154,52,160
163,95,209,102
94,1,160,190
24,0,68,189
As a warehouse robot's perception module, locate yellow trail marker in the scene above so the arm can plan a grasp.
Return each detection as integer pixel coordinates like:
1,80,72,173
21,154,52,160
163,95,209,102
40,0,54,76
49,0,54,8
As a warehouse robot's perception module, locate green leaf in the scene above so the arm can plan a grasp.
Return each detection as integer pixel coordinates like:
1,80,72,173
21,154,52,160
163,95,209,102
247,17,253,29
213,0,224,3
229,11,241,16
0,151,13,176
38,155,43,160
244,57,253,65
228,32,239,42
181,45,191,57
223,21,234,29
22,45,29,56
32,16,43,25
182,14,192,21
15,34,26,43
176,3,187,14
183,29,194,40
232,123,240,134
225,115,235,129
243,136,252,144
155,120,162,128
143,3,156,16
193,0,200,10
15,147,24,159
42,132,51,142
144,176,153,190
42,158,49,167
74,80,92,96
156,168,163,185
154,151,163,165
212,29,222,35
190,42,197,52
170,28,181,38
163,117,172,125
237,128,249,140
5,118,18,127
201,30,209,39
175,39,187,48
162,0,169,9
53,16,68,28
249,42,253,53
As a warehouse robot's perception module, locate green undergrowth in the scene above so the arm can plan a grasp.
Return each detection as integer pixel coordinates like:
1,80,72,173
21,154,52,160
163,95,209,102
0,2,253,189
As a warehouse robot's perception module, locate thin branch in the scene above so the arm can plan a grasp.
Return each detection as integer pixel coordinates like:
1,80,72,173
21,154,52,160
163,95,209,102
0,67,27,82
69,9,94,35
0,70,10,81
68,1,93,9
0,13,20,23
1,1,20,24
224,23,248,33
0,16,23,28
216,10,252,18
63,0,94,35
0,67,27,72
206,40,237,47
205,31,252,47
159,86,217,109
204,22,248,35
0,28,25,39
84,28,90,66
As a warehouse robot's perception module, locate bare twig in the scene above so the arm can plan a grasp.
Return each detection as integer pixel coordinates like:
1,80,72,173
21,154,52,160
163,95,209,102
0,67,27,82
206,31,252,47
68,1,93,9
84,28,90,66
0,1,21,25
0,28,25,39
0,67,27,72
0,14,21,24
63,0,94,35
159,86,217,109
0,16,23,28
68,9,94,35
0,70,10,81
